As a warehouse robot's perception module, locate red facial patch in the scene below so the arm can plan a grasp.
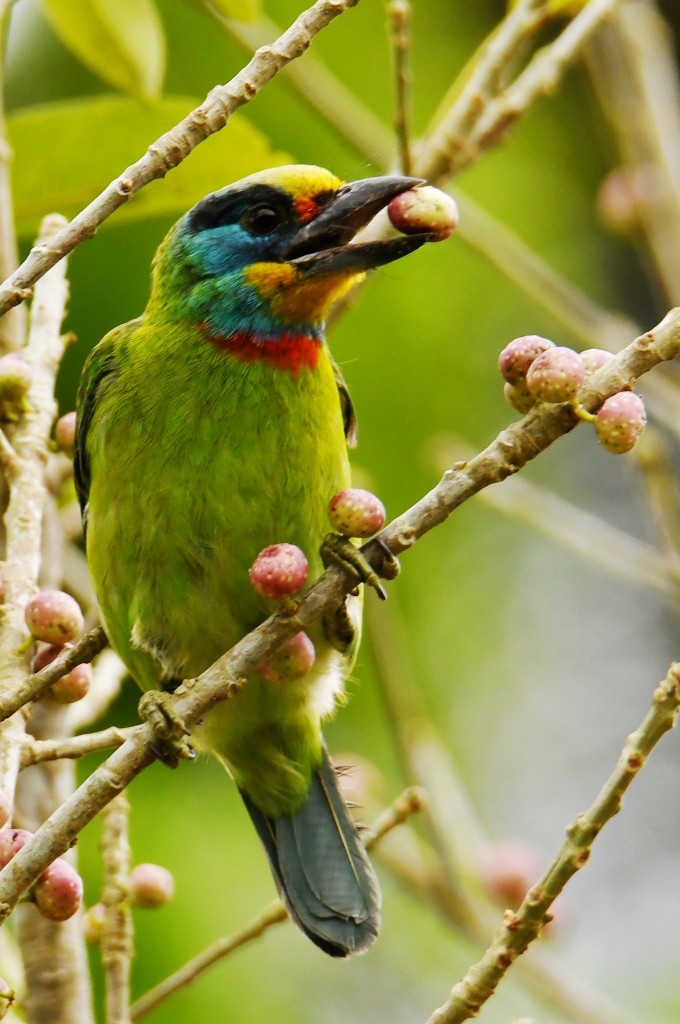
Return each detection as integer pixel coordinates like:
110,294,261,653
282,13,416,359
294,196,321,223
200,326,321,377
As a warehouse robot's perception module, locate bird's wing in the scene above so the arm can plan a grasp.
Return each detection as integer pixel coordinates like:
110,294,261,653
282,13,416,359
330,355,358,448
74,321,136,521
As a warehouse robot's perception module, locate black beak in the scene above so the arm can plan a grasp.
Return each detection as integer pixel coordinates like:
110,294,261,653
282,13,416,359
283,175,430,275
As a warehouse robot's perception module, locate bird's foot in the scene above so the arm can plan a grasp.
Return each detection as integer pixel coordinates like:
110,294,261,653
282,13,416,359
324,598,358,653
138,690,195,768
320,533,399,601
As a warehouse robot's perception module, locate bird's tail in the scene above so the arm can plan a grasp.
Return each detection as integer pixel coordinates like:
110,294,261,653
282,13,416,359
240,746,381,957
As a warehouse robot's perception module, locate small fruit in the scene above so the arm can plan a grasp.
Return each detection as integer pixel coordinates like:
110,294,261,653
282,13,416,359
258,631,316,683
249,544,308,600
595,391,646,454
581,348,614,375
33,858,83,922
128,863,175,909
526,347,586,404
387,185,459,240
328,488,386,538
498,335,555,386
503,381,536,414
0,828,32,869
24,591,84,645
55,411,77,454
477,840,541,910
48,662,92,704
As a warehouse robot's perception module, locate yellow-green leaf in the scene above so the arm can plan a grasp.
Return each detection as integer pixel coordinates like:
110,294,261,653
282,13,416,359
8,96,290,238
39,0,166,101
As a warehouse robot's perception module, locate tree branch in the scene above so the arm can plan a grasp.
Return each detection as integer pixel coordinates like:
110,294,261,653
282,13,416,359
0,0,360,320
0,306,676,924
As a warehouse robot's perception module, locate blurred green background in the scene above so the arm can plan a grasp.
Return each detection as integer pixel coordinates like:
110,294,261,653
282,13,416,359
5,1,680,1021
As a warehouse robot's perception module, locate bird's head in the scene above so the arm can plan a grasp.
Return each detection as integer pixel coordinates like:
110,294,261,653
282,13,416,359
152,165,428,348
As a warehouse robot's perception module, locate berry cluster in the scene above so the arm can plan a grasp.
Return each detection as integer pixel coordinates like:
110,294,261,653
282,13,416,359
0,825,83,922
24,590,92,702
247,488,387,684
499,334,646,454
84,862,175,943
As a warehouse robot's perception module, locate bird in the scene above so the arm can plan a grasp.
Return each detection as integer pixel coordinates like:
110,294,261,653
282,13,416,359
74,164,429,957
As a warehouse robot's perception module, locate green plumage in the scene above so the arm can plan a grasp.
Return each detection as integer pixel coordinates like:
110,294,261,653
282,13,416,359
75,165,427,956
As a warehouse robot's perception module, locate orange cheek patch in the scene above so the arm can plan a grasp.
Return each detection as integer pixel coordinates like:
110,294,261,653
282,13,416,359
294,196,320,222
245,263,366,325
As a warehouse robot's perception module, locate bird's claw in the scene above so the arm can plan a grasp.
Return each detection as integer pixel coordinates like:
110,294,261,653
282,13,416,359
138,690,195,768
321,532,389,600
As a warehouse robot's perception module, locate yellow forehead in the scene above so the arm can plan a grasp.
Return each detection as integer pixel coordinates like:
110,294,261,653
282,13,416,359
239,165,343,201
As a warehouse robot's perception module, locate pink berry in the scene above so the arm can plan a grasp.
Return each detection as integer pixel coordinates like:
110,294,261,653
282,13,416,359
387,186,459,241
33,858,83,922
128,863,175,908
498,335,555,386
477,840,541,909
31,642,91,702
581,348,614,375
595,391,646,454
249,544,308,600
258,631,316,683
83,902,106,943
24,590,84,644
0,828,32,869
55,411,77,453
48,662,92,704
0,975,13,1019
503,381,536,414
328,488,386,538
526,347,586,403
0,354,31,402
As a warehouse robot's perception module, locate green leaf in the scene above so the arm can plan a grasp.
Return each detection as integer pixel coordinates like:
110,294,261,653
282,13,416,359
8,95,290,238
39,0,166,100
200,0,261,22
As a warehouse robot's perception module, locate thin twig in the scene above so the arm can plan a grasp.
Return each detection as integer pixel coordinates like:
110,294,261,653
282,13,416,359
425,662,680,1024
0,626,108,726
388,0,413,175
0,0,361,319
130,787,424,1020
21,727,132,767
100,794,133,1024
428,434,678,598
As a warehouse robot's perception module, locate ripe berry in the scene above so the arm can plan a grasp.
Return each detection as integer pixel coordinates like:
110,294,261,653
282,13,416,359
128,863,175,909
55,411,77,454
32,642,93,701
526,347,586,404
328,488,386,538
24,590,84,644
503,381,536,414
258,631,316,683
0,828,32,869
249,544,308,600
498,335,555,386
387,186,459,241
595,391,646,454
33,858,83,922
581,348,614,375
477,840,541,909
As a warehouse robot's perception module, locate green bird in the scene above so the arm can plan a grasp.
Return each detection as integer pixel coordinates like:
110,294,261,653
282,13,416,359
74,165,428,957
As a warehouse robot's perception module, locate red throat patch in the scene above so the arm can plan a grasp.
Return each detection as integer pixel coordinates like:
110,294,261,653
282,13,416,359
199,326,321,377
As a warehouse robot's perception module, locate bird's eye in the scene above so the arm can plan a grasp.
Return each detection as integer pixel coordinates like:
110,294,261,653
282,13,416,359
242,205,284,236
